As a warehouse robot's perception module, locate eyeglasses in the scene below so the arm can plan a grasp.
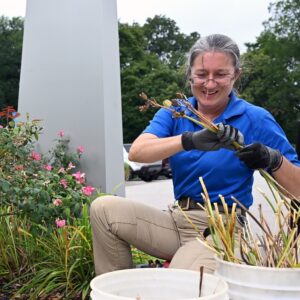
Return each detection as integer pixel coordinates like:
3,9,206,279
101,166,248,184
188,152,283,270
189,73,234,86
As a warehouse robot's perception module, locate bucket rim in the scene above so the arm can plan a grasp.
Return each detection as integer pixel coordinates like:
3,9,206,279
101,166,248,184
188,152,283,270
90,268,229,299
215,271,300,291
215,255,300,272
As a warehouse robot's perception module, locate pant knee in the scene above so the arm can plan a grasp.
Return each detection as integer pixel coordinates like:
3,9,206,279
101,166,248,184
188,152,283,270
90,195,120,228
169,240,216,273
91,194,121,212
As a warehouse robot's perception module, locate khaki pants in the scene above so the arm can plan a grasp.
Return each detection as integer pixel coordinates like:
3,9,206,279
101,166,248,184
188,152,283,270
90,195,216,275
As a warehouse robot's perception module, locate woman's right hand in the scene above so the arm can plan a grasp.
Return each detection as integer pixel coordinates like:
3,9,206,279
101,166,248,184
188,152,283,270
181,123,244,151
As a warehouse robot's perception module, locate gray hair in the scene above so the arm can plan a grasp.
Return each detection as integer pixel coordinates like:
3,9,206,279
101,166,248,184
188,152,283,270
186,34,241,77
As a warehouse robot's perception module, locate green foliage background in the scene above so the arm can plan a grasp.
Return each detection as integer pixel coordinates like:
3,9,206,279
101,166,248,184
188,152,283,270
239,0,300,142
0,16,23,111
1,0,300,142
119,16,199,142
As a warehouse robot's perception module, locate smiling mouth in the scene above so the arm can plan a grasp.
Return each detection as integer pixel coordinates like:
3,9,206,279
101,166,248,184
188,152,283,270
203,90,218,96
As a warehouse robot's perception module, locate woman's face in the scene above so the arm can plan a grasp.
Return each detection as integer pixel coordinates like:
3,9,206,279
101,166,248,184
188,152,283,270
190,51,240,113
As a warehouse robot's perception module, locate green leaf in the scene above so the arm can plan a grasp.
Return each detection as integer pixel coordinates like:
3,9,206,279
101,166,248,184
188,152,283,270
0,180,11,192
63,207,71,219
39,190,50,202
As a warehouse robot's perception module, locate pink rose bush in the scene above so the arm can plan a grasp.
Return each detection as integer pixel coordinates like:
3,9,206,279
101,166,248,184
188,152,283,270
15,164,24,171
58,167,65,174
43,164,53,171
31,151,41,161
72,171,86,184
0,120,98,230
76,146,85,154
82,186,95,196
68,162,76,169
57,130,65,138
55,218,66,228
59,179,68,188
53,198,63,206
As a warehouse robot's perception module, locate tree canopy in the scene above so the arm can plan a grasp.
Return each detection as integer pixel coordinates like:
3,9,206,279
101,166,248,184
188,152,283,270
1,2,300,143
0,16,23,110
119,16,199,142
240,0,300,142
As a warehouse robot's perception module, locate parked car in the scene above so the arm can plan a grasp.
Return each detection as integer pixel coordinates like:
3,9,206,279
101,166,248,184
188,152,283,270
123,143,172,182
160,157,172,179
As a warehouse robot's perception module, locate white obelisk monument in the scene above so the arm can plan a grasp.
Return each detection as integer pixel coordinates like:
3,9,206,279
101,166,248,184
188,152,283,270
18,0,125,196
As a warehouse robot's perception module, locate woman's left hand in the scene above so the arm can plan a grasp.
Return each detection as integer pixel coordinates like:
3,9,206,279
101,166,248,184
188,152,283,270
236,143,283,172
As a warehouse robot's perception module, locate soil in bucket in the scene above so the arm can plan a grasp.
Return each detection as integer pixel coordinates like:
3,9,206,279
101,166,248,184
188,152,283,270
90,268,228,300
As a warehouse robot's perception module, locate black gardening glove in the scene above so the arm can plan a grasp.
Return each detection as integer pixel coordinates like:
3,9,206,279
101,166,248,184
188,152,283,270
236,143,283,172
181,123,244,151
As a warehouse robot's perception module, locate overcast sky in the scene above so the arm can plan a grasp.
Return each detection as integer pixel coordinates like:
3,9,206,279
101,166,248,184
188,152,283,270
0,0,273,53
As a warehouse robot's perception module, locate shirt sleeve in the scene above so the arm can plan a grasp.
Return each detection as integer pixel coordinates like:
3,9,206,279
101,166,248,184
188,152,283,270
143,107,174,138
253,110,300,166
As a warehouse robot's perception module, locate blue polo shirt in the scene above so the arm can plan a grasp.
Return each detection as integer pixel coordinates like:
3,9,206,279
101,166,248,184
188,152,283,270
143,92,300,208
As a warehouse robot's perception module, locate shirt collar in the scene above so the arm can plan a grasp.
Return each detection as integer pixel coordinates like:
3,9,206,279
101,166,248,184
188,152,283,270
221,92,246,121
188,92,246,122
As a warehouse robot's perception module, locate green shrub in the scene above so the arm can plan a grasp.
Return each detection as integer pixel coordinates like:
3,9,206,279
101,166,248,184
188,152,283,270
0,117,97,229
0,114,161,299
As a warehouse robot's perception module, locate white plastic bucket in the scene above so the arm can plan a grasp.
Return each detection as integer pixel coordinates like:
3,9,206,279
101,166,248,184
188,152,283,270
90,268,228,300
215,256,300,299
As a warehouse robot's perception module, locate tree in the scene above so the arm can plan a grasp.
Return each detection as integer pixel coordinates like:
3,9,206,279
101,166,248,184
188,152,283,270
120,35,182,142
240,1,300,142
119,16,199,142
119,22,146,71
0,16,23,110
266,0,300,40
143,15,200,69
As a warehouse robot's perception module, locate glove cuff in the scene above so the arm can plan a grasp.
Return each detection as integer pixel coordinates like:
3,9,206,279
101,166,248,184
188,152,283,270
269,150,283,173
181,131,194,151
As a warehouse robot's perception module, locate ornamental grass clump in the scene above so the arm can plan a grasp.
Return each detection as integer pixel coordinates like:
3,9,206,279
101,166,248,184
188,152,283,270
0,204,95,299
197,177,300,268
140,92,300,268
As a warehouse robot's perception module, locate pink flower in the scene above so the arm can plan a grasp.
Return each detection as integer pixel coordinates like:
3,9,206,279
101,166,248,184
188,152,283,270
58,167,65,174
43,164,52,171
53,198,62,206
76,146,85,154
0,125,3,129
58,130,65,137
82,185,95,196
31,151,41,161
60,179,68,189
67,162,76,170
72,171,85,184
15,165,24,171
55,218,66,228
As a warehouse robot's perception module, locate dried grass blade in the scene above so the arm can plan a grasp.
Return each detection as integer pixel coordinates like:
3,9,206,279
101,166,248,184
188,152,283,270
276,228,298,267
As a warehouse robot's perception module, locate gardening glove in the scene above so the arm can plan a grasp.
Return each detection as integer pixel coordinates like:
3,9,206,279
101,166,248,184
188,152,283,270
236,143,283,172
181,123,244,151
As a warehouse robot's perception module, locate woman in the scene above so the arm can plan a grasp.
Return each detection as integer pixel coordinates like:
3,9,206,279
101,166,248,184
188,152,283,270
90,34,300,275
